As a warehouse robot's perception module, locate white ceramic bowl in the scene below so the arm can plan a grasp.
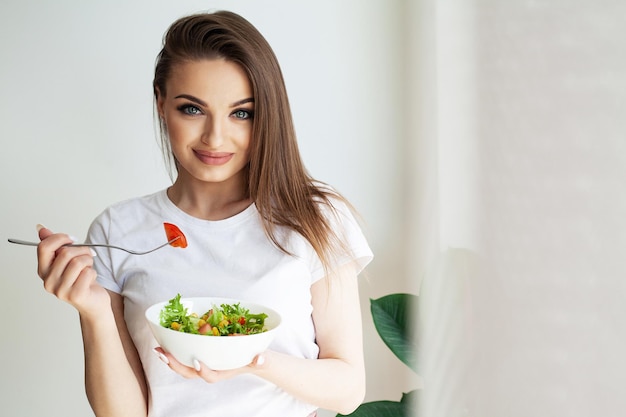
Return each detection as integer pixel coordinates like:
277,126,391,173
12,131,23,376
145,297,281,370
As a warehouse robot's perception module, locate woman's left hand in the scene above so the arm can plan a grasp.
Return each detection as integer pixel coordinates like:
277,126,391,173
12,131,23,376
153,346,265,382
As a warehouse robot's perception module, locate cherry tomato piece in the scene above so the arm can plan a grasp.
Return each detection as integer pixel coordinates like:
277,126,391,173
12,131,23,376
163,222,188,248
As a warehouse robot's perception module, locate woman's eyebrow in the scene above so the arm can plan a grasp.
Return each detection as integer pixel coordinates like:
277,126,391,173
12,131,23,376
173,94,253,108
174,94,207,107
230,97,254,107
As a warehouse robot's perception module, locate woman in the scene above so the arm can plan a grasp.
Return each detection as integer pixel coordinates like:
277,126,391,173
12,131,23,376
36,10,372,417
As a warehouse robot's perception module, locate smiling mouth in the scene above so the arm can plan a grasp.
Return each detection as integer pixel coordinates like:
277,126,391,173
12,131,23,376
194,150,234,166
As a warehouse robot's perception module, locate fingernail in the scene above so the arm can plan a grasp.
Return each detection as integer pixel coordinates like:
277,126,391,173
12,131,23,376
36,224,46,232
255,354,265,366
68,235,78,243
193,359,201,371
89,248,98,257
152,348,169,365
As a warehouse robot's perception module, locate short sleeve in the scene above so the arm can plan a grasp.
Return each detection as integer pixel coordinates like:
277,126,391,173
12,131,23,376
86,208,123,294
309,198,374,282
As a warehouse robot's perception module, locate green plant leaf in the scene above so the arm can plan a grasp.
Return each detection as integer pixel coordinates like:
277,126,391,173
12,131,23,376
400,389,419,409
336,389,418,417
371,293,418,372
336,400,406,417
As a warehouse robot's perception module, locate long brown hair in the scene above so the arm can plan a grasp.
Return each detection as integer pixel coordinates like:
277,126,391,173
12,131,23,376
153,11,352,273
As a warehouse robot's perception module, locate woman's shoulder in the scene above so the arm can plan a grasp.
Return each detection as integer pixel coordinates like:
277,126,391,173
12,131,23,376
108,189,165,209
87,189,171,242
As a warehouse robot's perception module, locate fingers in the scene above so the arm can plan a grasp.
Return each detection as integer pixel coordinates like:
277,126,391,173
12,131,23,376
251,353,266,368
44,253,97,302
37,224,53,241
152,347,262,382
193,361,243,383
35,225,97,306
152,348,199,379
36,230,76,279
36,224,92,277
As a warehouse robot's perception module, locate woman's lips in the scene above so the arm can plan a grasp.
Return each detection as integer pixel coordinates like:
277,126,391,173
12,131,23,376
194,150,234,165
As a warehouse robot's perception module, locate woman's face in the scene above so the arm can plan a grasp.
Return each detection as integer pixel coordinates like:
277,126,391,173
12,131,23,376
157,59,254,189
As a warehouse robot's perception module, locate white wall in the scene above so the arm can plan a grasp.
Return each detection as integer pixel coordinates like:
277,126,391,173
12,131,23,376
0,1,413,416
10,2,623,417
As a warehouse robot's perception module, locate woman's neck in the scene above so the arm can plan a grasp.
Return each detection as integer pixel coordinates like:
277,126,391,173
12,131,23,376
167,174,251,221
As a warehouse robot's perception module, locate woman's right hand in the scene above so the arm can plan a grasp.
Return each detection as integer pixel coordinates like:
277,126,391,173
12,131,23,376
36,226,110,319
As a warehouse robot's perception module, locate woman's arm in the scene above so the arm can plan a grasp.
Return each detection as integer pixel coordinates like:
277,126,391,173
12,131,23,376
255,260,366,414
82,291,148,417
160,260,366,415
37,227,148,417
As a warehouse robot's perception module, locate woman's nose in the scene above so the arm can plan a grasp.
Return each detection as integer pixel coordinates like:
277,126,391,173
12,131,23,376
200,116,224,147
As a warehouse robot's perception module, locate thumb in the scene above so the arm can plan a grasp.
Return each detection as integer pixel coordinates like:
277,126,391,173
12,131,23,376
37,224,54,241
251,353,266,368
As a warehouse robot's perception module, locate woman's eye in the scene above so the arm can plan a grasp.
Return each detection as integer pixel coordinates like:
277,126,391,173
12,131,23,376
177,104,202,116
232,109,253,120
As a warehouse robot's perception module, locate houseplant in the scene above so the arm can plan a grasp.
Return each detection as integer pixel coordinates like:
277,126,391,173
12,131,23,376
338,293,418,417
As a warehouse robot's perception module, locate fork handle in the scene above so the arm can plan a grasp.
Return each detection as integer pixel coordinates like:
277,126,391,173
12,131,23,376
7,238,40,246
8,238,88,248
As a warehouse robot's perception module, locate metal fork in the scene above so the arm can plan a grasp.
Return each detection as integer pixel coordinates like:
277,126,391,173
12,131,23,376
7,237,181,255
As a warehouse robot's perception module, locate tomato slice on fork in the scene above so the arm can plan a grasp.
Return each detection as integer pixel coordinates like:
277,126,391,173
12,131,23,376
163,222,188,248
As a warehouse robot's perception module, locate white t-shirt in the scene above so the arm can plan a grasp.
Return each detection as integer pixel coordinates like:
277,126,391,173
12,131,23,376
88,189,373,417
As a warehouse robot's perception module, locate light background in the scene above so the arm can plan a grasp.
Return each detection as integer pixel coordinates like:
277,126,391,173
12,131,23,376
0,1,415,416
2,1,626,417
413,1,626,417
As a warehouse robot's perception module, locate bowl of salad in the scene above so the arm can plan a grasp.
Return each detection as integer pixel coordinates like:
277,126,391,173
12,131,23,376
145,294,282,370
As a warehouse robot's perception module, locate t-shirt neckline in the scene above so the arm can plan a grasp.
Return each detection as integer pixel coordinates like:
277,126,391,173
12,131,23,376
156,189,258,230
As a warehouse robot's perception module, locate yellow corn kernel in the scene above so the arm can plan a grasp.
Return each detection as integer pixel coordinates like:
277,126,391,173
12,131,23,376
190,313,198,318
171,322,181,331
218,319,229,328
197,319,207,328
212,327,219,336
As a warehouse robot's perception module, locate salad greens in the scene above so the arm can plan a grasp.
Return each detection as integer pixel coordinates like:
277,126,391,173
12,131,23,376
159,294,268,336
